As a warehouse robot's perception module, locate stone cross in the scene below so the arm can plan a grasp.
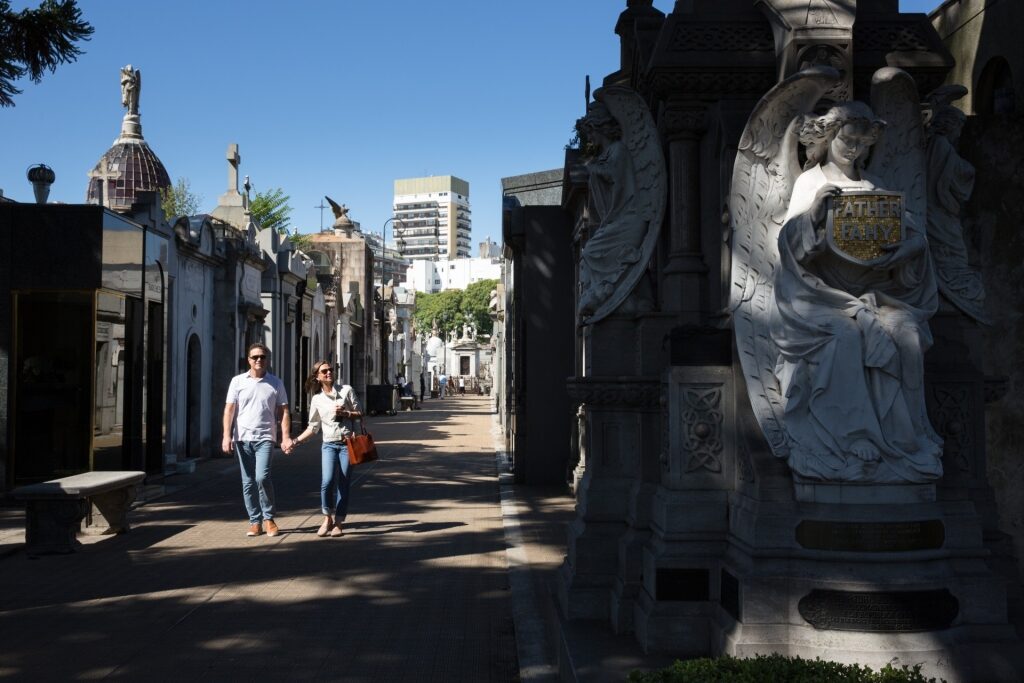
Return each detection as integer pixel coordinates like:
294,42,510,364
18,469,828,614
227,144,241,193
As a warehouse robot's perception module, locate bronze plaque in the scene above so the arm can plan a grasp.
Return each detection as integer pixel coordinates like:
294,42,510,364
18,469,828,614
796,519,944,552
799,589,959,632
827,190,903,264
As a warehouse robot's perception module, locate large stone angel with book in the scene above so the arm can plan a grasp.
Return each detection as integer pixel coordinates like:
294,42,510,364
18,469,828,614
729,66,942,484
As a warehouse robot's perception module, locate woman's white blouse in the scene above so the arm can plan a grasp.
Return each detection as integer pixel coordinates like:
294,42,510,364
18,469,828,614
307,385,360,442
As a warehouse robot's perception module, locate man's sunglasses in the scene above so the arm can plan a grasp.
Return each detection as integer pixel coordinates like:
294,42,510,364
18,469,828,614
249,355,267,361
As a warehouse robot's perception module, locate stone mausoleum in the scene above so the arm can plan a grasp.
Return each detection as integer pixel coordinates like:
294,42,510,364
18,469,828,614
507,1,1024,680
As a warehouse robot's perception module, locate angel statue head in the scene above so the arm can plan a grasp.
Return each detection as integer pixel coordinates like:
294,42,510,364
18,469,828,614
798,101,886,172
576,100,622,151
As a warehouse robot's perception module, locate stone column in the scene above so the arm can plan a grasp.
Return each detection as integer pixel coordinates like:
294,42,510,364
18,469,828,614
559,376,660,622
659,103,707,322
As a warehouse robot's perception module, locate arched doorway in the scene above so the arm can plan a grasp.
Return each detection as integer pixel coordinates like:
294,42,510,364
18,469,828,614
186,334,202,459
977,56,1016,115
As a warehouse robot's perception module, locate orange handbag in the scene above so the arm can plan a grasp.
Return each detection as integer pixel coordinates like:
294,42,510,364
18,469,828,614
346,420,378,465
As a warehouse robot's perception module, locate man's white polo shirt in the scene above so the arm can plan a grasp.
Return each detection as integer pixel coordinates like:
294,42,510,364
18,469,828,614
226,371,289,442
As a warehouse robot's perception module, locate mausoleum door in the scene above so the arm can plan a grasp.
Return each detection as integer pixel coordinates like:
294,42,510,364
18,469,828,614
186,334,202,459
10,291,93,485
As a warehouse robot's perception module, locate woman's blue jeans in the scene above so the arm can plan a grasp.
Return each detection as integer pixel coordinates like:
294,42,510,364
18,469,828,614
235,440,275,524
321,441,351,519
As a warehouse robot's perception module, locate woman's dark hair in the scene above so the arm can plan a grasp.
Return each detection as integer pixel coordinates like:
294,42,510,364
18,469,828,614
304,360,333,396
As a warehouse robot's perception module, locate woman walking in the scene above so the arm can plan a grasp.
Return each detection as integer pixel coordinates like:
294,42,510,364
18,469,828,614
289,361,362,537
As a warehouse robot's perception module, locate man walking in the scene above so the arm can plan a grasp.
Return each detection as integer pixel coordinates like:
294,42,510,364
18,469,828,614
439,372,447,400
222,343,293,537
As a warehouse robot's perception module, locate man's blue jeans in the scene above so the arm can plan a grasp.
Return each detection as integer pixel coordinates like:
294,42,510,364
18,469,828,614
235,440,275,523
321,440,351,519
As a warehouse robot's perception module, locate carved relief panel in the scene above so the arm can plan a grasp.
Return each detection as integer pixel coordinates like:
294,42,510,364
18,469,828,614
665,366,734,490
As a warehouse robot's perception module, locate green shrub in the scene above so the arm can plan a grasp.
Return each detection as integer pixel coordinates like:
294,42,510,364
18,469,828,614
627,654,943,683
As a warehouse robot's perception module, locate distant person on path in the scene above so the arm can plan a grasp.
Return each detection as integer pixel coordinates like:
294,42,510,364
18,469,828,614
458,376,466,395
403,378,419,409
439,373,448,400
289,360,362,537
419,373,426,402
222,343,293,538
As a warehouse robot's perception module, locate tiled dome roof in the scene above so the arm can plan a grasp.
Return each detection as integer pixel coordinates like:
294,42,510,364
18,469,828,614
86,136,170,211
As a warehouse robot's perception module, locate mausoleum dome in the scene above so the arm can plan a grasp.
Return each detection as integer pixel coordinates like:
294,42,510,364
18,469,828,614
85,64,171,212
86,138,171,211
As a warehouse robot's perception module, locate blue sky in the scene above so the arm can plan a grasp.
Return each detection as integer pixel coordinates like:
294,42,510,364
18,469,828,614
2,0,941,248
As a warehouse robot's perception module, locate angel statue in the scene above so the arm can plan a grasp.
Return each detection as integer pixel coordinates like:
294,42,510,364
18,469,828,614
120,65,140,115
729,66,942,484
324,196,350,227
924,86,986,323
575,86,666,324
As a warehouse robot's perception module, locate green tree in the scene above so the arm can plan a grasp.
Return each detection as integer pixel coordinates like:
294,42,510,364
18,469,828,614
289,231,313,253
413,278,498,339
250,187,292,233
159,176,202,218
414,289,464,337
0,0,94,107
462,278,499,338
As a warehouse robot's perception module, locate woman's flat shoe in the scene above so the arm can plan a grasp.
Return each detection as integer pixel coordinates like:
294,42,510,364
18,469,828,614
329,525,343,537
317,519,333,537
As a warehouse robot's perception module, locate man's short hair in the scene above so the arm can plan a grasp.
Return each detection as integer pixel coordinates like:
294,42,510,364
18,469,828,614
247,342,270,357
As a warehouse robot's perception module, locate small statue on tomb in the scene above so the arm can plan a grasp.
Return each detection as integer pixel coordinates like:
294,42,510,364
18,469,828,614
729,66,943,483
575,86,665,324
120,64,140,115
324,196,350,228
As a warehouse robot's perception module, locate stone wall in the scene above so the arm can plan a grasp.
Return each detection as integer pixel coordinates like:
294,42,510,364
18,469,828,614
961,114,1024,574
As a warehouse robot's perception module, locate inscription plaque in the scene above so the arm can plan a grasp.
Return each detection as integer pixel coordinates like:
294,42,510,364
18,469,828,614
799,589,958,632
656,567,709,601
796,519,944,552
720,569,740,622
827,190,903,264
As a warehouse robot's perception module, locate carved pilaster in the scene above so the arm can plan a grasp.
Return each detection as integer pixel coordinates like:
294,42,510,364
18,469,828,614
659,102,708,319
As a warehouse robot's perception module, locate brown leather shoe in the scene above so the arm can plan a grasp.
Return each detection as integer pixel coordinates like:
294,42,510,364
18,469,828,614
247,522,262,537
264,519,280,537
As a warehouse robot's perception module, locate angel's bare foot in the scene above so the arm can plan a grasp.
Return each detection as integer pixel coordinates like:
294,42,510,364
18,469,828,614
850,439,880,462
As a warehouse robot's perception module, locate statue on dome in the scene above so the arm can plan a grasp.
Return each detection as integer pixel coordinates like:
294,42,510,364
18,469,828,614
120,64,140,116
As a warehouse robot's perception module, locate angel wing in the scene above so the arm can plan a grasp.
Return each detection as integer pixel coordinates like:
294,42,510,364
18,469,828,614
867,68,926,222
324,195,344,219
728,66,839,456
582,85,667,325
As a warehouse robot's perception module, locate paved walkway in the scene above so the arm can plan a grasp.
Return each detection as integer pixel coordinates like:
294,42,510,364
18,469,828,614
0,394,673,682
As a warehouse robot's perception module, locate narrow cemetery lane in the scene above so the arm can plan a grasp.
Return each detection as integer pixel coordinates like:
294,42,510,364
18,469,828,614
0,395,517,682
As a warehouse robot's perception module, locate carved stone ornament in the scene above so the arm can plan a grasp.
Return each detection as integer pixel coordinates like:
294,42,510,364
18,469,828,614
728,66,943,484
566,378,661,409
680,387,724,473
575,86,666,324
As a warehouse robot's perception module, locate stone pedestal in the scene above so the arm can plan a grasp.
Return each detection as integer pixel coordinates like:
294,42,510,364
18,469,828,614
634,363,734,651
713,493,1023,682
560,363,662,623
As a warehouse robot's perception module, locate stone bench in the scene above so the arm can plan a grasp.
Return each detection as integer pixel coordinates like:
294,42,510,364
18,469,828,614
11,471,145,556
399,396,416,411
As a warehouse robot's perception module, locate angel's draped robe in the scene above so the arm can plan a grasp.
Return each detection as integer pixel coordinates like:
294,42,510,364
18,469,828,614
578,139,642,316
769,165,944,483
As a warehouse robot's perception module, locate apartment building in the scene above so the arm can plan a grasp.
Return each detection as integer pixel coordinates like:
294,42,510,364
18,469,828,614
392,175,471,261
